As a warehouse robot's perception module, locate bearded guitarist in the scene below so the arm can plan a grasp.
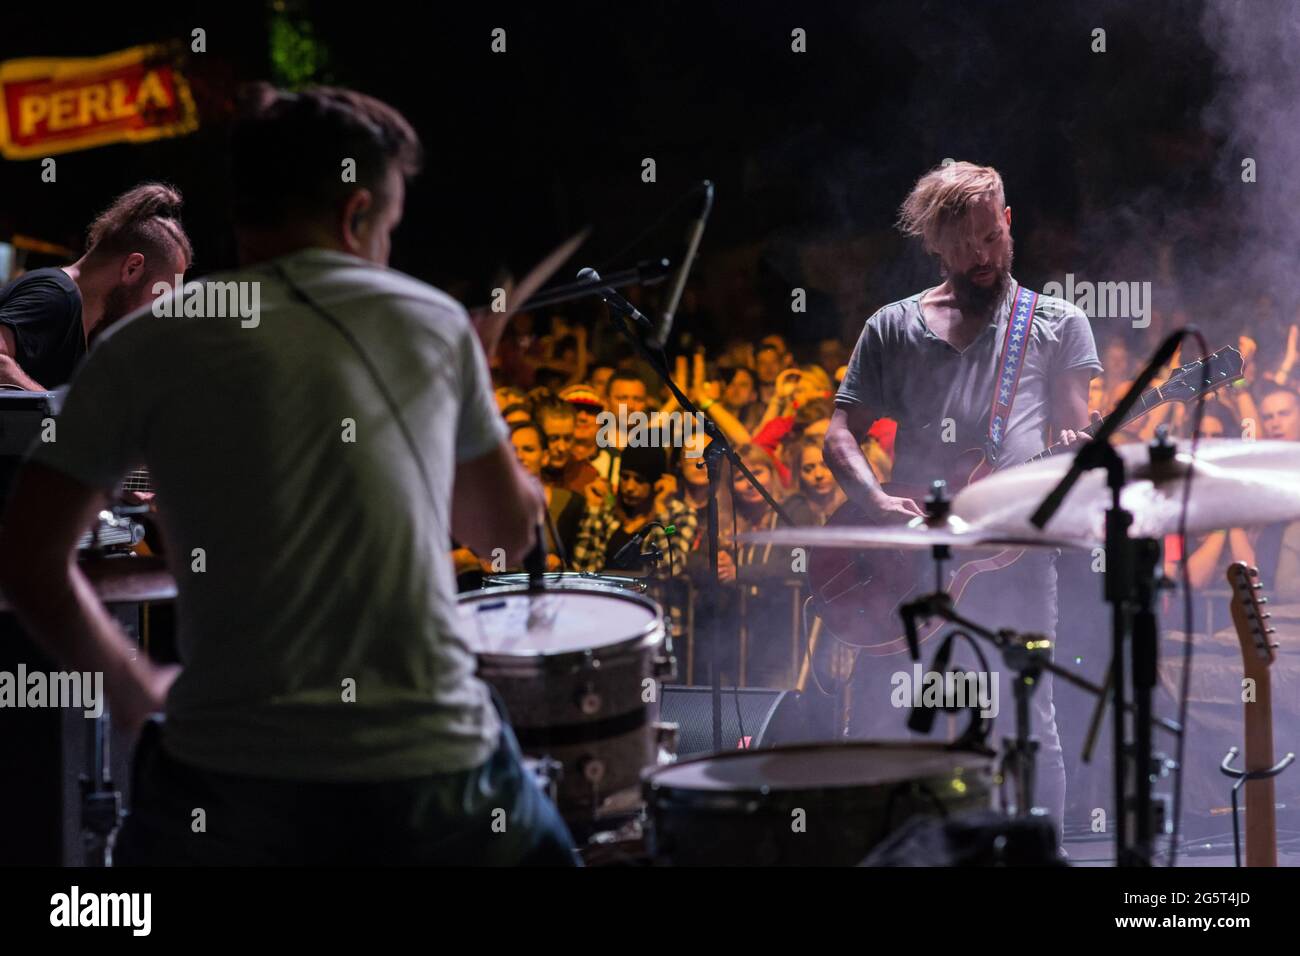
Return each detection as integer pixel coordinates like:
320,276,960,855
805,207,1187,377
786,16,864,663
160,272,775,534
822,162,1103,832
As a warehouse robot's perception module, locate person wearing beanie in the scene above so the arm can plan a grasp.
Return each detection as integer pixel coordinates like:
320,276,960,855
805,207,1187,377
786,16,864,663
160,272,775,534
570,444,695,575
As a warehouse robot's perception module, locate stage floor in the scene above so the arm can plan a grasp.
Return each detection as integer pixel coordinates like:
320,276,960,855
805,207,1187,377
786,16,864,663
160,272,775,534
1063,833,1300,866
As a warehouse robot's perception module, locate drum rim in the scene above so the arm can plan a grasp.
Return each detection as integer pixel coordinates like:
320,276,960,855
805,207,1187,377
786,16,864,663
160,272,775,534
481,571,649,593
642,740,994,794
458,582,666,662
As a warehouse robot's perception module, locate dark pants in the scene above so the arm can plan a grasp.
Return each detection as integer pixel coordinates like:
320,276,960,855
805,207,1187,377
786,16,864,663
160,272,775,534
845,551,1067,834
115,716,577,866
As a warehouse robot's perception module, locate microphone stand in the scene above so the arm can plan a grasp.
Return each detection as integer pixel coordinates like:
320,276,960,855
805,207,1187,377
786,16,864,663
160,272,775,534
1027,329,1192,866
900,592,1182,819
585,280,793,752
468,259,671,314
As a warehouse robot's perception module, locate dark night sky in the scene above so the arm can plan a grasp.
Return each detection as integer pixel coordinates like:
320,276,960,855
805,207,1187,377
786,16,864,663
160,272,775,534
0,0,1278,348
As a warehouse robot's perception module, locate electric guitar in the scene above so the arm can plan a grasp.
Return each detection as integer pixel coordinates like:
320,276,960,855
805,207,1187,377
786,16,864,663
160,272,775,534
122,467,158,556
121,467,153,497
1226,561,1280,867
808,345,1244,653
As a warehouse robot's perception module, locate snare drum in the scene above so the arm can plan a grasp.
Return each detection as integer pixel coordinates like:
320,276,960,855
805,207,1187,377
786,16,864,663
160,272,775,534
643,741,996,866
459,583,674,821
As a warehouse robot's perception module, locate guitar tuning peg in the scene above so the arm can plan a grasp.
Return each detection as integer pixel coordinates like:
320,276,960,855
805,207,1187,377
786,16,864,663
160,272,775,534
1263,612,1272,620
1266,627,1277,635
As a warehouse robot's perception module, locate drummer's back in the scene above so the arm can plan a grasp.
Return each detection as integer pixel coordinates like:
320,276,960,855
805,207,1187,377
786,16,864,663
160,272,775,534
86,249,501,782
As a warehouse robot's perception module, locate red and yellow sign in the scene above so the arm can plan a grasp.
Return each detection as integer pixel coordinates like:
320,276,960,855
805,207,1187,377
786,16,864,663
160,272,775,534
0,43,198,160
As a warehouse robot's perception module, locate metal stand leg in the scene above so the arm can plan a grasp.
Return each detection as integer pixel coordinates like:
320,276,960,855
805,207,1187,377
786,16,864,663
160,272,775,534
738,588,749,689
81,711,122,867
1220,747,1296,867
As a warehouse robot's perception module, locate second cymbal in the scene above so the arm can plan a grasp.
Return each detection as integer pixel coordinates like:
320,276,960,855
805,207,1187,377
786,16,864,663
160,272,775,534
736,514,1087,552
953,438,1300,540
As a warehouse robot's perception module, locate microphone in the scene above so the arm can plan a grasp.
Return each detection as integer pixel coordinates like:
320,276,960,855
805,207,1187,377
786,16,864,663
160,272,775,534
609,523,676,570
901,600,923,662
610,528,652,570
907,633,955,735
577,267,654,331
651,180,714,351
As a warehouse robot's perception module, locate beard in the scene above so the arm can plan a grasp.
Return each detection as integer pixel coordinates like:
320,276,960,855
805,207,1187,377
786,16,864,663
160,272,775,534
87,282,135,347
946,239,1014,319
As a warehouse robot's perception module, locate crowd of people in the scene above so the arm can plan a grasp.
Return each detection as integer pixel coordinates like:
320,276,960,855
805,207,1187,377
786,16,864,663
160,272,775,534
462,290,1300,686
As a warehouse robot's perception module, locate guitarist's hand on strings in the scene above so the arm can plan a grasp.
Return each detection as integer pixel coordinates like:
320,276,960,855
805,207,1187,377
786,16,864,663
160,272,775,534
864,490,925,525
1057,409,1103,447
825,405,924,525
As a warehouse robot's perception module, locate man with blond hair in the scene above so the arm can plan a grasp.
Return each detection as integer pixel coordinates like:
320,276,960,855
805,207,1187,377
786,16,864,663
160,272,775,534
824,161,1102,837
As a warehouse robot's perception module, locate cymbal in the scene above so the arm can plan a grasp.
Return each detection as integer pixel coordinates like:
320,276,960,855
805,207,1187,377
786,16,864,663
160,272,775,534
736,514,1086,552
953,438,1300,541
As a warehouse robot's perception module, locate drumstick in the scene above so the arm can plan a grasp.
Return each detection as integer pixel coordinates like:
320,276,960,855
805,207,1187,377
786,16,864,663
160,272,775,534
468,226,591,358
544,504,569,569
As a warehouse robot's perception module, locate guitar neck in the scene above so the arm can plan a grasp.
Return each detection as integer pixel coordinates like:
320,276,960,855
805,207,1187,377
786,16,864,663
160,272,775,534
121,467,152,493
1027,384,1168,464
1227,561,1279,867
1244,669,1278,868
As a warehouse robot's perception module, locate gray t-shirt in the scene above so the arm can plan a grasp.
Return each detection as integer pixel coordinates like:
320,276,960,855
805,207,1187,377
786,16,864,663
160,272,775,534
836,279,1102,488
31,248,506,781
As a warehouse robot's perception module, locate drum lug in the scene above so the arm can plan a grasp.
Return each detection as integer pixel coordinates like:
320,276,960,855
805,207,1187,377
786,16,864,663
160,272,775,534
576,682,603,716
580,755,606,785
654,652,677,681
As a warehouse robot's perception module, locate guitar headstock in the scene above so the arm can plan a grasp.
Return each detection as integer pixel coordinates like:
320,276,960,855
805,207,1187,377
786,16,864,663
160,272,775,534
1226,561,1276,679
1161,345,1244,403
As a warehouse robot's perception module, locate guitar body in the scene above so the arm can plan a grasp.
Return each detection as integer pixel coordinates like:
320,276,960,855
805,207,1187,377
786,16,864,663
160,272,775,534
805,502,927,655
121,467,161,557
806,456,1022,654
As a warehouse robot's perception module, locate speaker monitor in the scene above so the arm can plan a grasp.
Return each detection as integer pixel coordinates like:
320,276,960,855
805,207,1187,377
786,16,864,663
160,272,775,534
658,685,818,757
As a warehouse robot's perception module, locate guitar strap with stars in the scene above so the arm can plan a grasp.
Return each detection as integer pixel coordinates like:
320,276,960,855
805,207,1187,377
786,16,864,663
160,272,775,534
985,283,1038,466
